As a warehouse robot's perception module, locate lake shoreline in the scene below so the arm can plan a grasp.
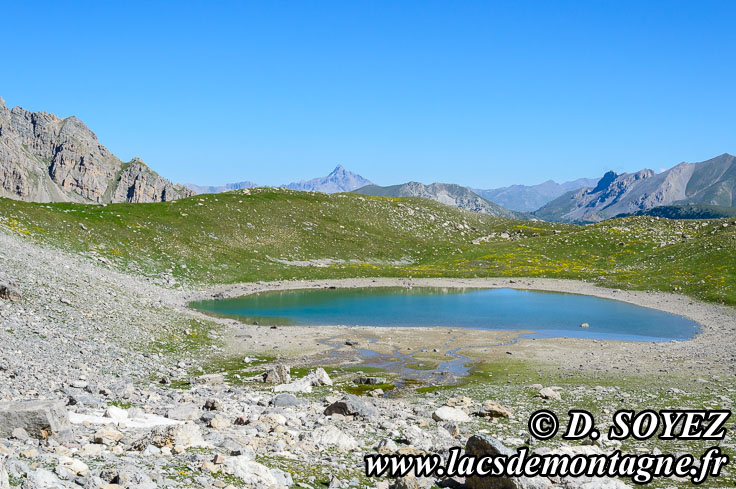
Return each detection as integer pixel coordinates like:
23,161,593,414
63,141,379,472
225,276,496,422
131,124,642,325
179,277,736,379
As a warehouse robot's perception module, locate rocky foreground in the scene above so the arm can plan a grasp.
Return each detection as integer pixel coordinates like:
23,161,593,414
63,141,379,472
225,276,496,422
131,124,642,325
0,229,733,489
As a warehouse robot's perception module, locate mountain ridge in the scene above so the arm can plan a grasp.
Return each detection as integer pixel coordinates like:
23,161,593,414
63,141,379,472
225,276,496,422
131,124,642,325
534,153,736,222
353,181,529,219
473,177,598,212
184,181,258,195
0,97,192,204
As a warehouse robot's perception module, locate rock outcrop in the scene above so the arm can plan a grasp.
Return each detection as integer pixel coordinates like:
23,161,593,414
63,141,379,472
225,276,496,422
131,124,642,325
534,153,736,222
0,97,192,203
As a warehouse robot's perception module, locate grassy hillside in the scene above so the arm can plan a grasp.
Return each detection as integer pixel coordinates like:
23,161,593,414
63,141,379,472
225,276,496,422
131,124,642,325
620,204,736,220
1,188,735,304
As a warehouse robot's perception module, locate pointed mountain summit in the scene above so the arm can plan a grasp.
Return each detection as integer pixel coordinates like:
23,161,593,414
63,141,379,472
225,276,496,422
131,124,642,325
285,165,372,193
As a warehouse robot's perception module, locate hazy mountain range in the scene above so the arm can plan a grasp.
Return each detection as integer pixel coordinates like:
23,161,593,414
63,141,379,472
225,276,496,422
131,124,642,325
186,165,371,195
473,178,598,212
184,181,258,194
353,182,529,219
535,153,736,222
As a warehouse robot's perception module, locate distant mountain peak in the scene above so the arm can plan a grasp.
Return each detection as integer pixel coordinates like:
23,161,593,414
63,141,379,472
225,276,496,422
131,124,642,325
285,166,372,193
592,170,618,193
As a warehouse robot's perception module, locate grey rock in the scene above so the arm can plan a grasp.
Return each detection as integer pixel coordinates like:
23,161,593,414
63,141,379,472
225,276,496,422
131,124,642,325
0,456,8,489
166,403,201,421
324,395,378,418
23,468,66,489
0,400,72,440
0,282,20,301
272,393,301,407
354,376,386,385
263,364,290,384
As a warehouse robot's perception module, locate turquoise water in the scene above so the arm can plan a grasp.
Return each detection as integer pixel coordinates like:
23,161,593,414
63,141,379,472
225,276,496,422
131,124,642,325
191,287,700,342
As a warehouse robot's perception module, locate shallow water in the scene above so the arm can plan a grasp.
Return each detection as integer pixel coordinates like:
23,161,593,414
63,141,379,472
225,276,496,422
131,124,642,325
191,287,700,342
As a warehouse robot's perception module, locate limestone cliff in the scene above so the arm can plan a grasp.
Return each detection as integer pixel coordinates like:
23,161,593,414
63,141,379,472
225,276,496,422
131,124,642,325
0,97,192,203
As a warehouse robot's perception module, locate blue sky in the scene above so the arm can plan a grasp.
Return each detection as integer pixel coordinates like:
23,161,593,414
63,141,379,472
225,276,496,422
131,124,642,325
3,1,734,188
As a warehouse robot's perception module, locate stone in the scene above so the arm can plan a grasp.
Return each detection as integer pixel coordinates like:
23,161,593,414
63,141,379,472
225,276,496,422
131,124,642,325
432,406,470,423
94,427,123,445
209,414,230,430
375,438,399,453
25,468,66,489
274,378,312,394
263,364,290,384
272,393,301,407
11,427,29,440
191,373,225,385
133,423,206,450
324,395,378,418
0,282,20,301
536,387,561,401
393,475,435,489
477,401,513,418
445,396,472,408
204,398,222,411
354,376,386,385
103,405,128,421
308,367,333,386
222,457,279,487
307,426,358,450
167,403,201,421
56,456,88,477
0,401,72,440
0,456,8,489
271,467,293,487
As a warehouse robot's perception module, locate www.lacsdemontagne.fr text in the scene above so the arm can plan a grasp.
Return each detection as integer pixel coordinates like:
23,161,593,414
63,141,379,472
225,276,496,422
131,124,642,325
365,446,729,485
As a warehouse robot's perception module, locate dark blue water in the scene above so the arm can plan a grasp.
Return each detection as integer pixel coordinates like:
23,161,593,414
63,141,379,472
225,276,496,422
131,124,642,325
191,287,700,342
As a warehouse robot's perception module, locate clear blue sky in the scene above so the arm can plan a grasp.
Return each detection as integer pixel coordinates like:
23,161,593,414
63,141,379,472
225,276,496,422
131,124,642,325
3,1,734,188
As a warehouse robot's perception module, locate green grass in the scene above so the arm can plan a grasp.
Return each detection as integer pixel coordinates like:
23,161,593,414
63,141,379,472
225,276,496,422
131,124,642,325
0,188,734,304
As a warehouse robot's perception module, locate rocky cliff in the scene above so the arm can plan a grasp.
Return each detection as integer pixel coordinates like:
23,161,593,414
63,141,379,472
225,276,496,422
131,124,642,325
0,97,192,204
534,153,736,222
